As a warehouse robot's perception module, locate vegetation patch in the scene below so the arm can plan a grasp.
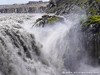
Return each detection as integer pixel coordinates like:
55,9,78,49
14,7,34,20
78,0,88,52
33,15,64,27
83,15,100,27
82,15,100,33
47,16,61,24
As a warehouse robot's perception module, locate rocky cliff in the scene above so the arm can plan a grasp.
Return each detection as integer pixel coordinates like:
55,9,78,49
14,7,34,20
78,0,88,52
0,1,49,13
47,0,100,65
47,0,100,15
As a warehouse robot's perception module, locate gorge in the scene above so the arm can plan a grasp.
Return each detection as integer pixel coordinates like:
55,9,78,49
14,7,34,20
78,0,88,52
0,0,100,75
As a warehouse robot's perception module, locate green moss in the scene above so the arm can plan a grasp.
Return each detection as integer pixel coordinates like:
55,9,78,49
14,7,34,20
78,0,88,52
47,16,59,24
82,15,100,29
87,15,100,25
33,15,64,27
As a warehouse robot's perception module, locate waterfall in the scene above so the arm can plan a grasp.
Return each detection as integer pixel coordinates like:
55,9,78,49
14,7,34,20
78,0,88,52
0,13,100,75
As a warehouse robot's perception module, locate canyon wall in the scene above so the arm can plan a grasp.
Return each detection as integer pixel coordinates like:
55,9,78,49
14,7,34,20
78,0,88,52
47,0,100,65
0,1,49,13
47,0,100,15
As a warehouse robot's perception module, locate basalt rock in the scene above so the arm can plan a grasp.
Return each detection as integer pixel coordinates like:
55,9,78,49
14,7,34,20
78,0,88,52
32,15,64,27
82,15,100,65
47,0,100,65
47,0,100,15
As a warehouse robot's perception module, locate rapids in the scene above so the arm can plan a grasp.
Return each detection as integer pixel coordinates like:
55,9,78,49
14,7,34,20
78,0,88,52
0,13,99,75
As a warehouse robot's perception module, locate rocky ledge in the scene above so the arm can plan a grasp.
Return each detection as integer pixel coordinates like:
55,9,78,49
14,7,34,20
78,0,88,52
32,15,64,27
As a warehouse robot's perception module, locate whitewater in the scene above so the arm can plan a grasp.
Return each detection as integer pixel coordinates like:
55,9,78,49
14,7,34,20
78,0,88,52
0,13,100,75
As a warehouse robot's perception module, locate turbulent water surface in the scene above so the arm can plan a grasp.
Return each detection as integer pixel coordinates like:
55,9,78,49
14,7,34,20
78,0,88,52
0,13,100,75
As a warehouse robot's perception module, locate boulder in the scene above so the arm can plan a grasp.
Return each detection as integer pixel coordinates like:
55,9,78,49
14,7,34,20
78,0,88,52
32,15,64,27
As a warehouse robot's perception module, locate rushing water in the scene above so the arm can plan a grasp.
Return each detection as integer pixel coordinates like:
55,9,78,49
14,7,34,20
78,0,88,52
0,13,99,75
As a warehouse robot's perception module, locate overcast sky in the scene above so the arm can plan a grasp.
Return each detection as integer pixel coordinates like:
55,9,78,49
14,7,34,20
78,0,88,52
0,0,49,5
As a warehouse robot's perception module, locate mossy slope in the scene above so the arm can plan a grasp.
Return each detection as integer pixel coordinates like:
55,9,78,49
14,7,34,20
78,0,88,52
33,15,64,27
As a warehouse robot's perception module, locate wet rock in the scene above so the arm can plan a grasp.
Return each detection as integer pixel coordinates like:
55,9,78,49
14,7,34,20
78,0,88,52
82,15,100,65
33,15,64,27
47,0,100,15
82,15,100,33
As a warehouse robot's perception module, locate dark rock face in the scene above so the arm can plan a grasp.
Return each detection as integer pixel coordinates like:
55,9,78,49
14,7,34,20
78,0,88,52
82,15,100,65
32,15,64,27
0,1,49,13
47,0,100,64
47,0,100,15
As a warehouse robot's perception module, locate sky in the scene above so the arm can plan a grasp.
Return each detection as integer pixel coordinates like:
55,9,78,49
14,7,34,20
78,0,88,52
0,0,49,5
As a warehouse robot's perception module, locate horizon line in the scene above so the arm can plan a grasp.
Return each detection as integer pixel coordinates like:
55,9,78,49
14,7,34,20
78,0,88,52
0,0,49,5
